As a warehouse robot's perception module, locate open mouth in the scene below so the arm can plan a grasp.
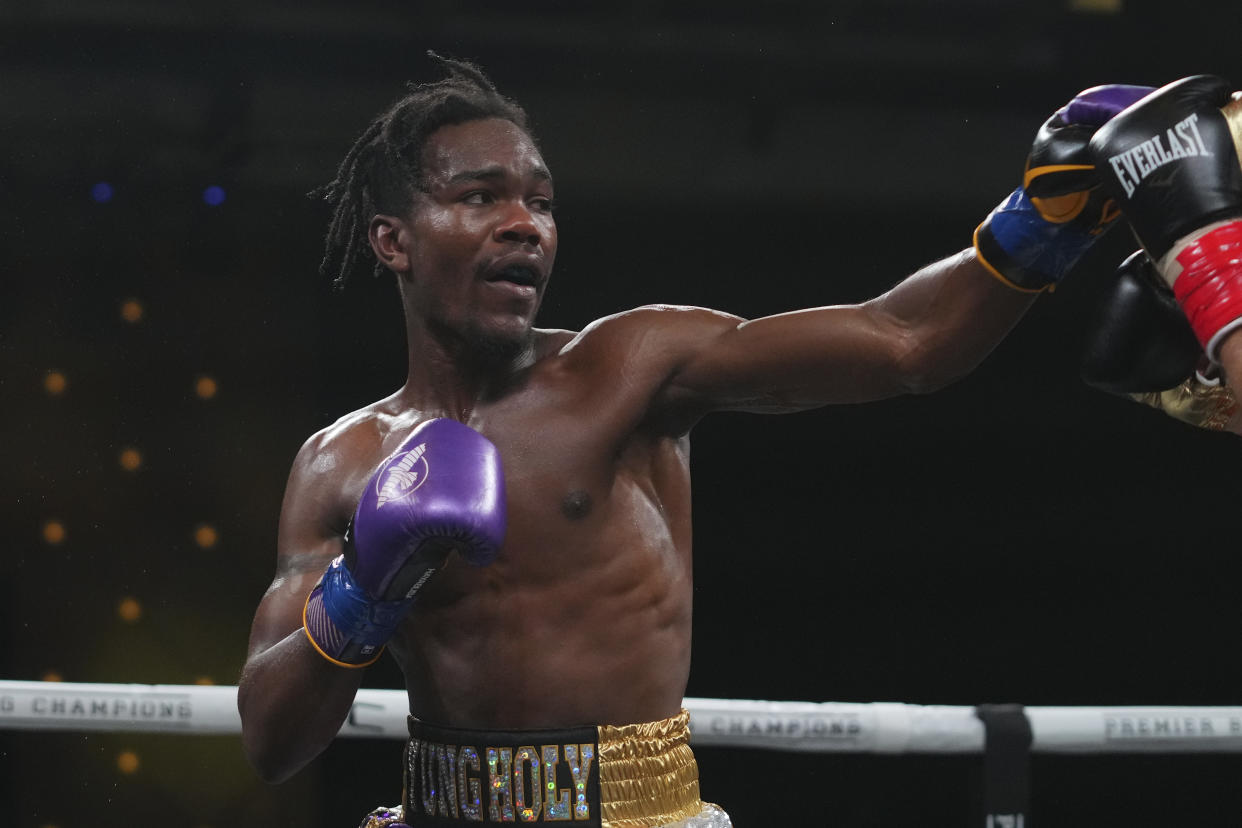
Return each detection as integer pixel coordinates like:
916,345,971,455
489,264,539,288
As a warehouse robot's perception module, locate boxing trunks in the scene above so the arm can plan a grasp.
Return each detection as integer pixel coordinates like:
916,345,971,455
357,710,731,828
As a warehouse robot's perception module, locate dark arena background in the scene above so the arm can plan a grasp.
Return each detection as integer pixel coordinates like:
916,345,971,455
4,1,1242,826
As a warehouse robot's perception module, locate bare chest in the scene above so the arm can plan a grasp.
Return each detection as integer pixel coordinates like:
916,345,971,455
422,370,693,595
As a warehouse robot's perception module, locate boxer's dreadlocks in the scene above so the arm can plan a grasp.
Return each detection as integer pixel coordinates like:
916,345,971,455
314,53,532,289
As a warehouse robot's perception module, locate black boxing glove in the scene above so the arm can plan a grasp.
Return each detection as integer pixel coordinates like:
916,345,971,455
974,84,1153,292
1082,250,1201,394
1089,75,1242,360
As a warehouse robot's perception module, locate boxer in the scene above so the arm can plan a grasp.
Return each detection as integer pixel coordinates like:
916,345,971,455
237,55,1149,826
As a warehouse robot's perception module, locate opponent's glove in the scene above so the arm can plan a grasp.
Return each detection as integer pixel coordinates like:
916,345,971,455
303,418,506,667
975,84,1154,292
1090,75,1242,361
1082,249,1237,430
1081,249,1201,393
1129,373,1238,432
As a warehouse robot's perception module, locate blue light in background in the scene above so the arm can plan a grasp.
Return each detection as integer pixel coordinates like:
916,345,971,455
202,185,227,206
91,181,114,203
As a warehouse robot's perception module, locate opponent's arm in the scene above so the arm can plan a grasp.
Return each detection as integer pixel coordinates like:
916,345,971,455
658,85,1152,416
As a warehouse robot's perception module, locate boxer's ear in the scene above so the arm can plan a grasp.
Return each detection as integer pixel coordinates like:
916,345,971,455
369,214,410,275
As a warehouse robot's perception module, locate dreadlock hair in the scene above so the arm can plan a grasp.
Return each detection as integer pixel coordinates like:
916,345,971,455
313,53,532,290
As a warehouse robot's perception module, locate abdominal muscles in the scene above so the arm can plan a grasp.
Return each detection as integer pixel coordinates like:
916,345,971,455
394,473,694,730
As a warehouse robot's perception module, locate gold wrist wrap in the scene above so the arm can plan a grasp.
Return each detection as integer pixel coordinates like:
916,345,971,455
597,710,702,828
1222,95,1242,165
1130,374,1239,431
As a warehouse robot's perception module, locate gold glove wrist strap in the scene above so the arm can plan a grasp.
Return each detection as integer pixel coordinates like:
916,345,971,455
1129,373,1238,431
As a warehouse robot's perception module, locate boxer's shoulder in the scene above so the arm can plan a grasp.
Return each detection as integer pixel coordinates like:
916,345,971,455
551,305,740,368
531,326,578,358
300,403,391,467
287,400,421,523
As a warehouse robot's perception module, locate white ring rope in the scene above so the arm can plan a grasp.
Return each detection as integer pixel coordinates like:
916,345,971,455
2,680,1241,754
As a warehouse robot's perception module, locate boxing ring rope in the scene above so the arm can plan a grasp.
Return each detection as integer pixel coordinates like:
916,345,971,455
3,679,1241,754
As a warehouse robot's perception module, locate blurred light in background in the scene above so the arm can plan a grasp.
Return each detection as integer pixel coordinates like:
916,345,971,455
44,371,67,396
1069,0,1122,11
42,520,66,545
120,298,145,324
194,524,219,549
118,446,143,472
195,375,218,400
117,597,143,623
116,750,140,774
41,671,63,683
202,185,227,206
91,181,114,204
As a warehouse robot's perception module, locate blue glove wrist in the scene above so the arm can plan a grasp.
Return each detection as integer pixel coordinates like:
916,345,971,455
303,556,414,667
975,187,1102,292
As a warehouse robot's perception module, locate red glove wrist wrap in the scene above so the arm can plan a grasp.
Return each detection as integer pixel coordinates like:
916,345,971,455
1168,220,1242,359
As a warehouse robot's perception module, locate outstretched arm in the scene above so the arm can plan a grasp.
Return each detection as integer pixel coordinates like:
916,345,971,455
660,248,1034,416
653,84,1152,422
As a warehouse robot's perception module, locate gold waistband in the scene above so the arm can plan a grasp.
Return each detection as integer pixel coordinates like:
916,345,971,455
597,710,701,828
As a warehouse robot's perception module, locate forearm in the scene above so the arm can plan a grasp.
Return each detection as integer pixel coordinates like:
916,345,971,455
663,249,1040,413
238,627,366,783
1217,331,1242,434
868,248,1037,393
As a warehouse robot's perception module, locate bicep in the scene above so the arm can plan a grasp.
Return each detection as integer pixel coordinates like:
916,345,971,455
663,302,912,416
661,250,1031,416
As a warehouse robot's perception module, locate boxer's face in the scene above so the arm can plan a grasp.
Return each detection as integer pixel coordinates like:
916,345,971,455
404,117,557,359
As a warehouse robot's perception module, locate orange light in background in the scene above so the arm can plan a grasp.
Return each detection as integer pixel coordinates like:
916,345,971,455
44,371,67,396
41,671,63,683
194,676,215,686
42,520,66,545
1069,0,1122,11
117,597,142,623
118,446,143,471
194,524,219,549
116,750,140,774
120,298,144,323
195,375,218,399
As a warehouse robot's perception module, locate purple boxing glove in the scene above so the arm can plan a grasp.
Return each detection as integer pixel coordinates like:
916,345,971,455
974,84,1154,292
304,418,506,667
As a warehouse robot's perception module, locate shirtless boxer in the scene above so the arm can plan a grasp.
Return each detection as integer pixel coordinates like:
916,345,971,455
237,56,1150,826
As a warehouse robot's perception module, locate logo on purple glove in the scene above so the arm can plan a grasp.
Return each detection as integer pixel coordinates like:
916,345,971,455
375,442,429,507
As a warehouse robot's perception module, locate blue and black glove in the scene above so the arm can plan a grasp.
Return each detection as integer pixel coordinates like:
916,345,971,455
975,84,1155,292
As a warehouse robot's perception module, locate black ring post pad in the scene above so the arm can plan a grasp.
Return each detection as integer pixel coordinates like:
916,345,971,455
975,703,1033,828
